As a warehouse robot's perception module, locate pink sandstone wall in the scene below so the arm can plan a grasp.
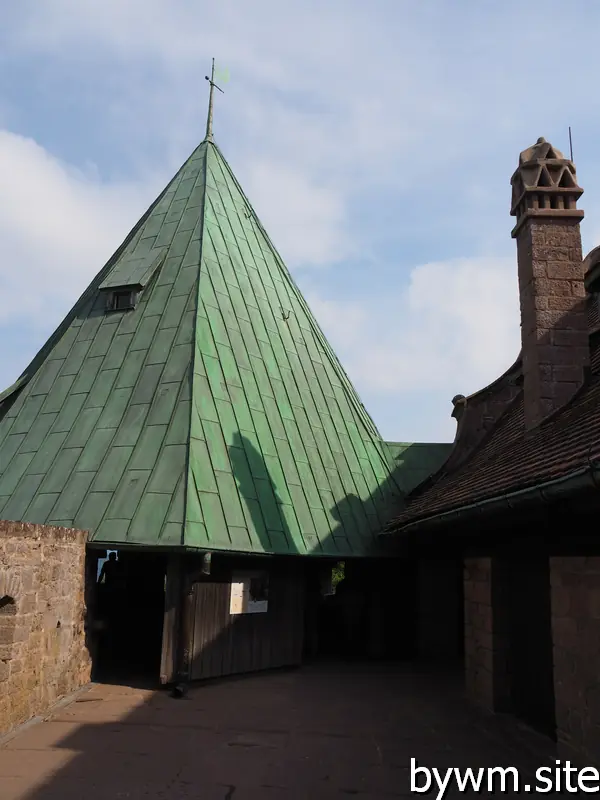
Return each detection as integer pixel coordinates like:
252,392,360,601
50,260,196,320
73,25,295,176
0,520,91,737
550,556,600,767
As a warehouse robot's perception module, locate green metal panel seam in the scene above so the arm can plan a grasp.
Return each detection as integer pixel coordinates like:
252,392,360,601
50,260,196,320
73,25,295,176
208,145,361,548
215,139,396,552
39,153,196,535
211,144,341,553
72,188,193,537
184,142,210,548
127,156,207,545
0,172,187,526
0,177,177,403
213,143,389,473
0,377,27,409
204,147,304,552
199,146,275,551
18,313,128,524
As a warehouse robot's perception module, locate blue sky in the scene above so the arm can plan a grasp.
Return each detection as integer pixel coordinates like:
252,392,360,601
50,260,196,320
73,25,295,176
2,1,600,442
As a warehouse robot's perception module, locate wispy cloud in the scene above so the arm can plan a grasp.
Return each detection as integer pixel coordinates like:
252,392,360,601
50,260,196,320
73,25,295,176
0,131,148,325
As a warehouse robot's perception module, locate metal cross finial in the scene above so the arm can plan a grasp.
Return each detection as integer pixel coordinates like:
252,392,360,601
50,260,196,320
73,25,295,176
205,58,224,141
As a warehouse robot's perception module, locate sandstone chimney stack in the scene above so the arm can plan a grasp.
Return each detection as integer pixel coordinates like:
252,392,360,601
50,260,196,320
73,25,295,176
510,137,588,429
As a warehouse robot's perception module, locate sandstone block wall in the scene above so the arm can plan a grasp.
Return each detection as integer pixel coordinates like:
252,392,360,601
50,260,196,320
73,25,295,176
516,218,588,428
463,557,510,712
0,520,91,737
550,556,600,767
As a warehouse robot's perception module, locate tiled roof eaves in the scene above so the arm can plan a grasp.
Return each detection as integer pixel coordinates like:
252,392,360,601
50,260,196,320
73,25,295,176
383,456,600,537
391,393,523,521
386,368,600,532
404,387,524,509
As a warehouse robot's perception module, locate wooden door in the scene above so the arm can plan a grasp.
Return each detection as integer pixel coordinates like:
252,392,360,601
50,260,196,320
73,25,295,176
188,560,305,681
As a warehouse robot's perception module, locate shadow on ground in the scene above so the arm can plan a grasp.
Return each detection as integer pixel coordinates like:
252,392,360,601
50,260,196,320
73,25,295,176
0,662,564,800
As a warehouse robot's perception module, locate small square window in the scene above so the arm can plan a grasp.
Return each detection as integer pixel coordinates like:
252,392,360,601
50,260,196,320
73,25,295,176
105,290,137,312
114,291,134,310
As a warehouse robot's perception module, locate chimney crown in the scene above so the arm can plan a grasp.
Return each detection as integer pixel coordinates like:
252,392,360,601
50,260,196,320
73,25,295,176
510,137,583,238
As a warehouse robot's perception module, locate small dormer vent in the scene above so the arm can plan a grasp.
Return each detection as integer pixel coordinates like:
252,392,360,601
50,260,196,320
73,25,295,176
99,248,166,313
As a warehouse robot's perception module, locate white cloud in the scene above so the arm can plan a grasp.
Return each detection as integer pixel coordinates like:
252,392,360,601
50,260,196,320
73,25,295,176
308,255,521,409
244,160,351,267
0,131,148,326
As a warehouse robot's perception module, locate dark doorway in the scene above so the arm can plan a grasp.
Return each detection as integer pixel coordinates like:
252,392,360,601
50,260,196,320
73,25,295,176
303,558,417,662
416,557,464,662
508,554,556,739
93,551,167,686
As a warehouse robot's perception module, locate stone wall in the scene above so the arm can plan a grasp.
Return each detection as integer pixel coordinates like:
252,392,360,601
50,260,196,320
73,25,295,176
463,557,510,712
516,218,588,429
0,520,91,737
550,556,600,767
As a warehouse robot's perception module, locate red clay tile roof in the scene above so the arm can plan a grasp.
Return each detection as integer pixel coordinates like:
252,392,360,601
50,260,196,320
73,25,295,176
388,334,600,531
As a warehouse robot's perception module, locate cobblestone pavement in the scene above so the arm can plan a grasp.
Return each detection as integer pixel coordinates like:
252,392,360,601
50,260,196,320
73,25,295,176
0,662,567,799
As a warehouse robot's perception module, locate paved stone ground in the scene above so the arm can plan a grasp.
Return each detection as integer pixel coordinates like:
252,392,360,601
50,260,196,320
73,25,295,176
0,662,567,799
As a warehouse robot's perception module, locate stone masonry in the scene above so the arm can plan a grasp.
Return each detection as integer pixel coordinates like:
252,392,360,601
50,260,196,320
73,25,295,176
511,138,588,430
0,520,91,737
550,556,600,768
516,219,588,428
463,557,510,713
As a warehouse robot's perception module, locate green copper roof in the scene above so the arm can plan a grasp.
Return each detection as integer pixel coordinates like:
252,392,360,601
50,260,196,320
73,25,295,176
98,249,166,291
384,442,452,494
0,139,403,556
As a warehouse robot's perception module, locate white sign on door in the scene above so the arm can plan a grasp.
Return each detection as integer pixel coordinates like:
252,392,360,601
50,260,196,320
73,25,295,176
229,571,269,615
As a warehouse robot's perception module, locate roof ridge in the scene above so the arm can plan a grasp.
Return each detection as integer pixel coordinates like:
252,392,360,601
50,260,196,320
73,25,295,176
181,141,210,548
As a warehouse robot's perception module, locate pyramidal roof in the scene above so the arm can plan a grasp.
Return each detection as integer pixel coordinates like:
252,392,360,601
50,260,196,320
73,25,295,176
0,137,402,556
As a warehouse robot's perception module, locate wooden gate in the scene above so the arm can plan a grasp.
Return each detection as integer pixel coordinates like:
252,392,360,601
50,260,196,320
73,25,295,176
189,558,305,681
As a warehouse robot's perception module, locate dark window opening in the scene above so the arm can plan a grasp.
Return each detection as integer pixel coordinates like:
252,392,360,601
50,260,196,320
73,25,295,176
0,595,17,667
249,574,269,603
104,289,137,312
0,595,16,615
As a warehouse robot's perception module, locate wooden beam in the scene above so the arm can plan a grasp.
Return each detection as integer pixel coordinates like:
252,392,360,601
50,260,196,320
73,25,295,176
160,554,182,685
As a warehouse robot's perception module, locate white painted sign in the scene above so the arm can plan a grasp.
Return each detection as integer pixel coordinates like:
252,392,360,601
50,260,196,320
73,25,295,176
229,581,245,615
229,571,269,615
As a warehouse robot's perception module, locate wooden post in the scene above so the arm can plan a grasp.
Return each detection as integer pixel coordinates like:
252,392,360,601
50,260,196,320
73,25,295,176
179,577,195,684
172,558,196,687
160,554,182,685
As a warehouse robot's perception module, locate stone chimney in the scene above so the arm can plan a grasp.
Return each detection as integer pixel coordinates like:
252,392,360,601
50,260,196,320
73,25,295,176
510,137,589,429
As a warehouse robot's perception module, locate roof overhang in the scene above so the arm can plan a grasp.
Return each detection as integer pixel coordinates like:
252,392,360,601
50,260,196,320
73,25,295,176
380,457,600,539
